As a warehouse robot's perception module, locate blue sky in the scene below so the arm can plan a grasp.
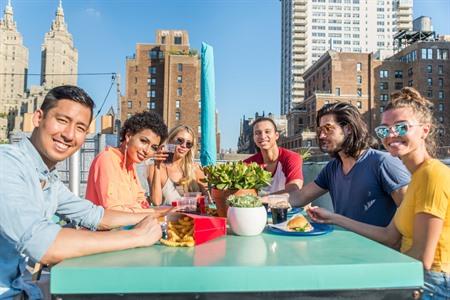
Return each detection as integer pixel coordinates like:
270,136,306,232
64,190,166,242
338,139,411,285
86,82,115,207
4,0,450,150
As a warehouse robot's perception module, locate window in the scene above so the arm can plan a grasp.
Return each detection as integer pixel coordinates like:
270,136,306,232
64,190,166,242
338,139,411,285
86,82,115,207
427,65,432,73
437,49,449,60
335,87,341,96
438,116,444,123
408,68,413,76
356,101,362,109
134,77,138,84
438,91,444,100
174,36,182,45
147,101,150,109
127,113,132,119
438,65,444,75
177,75,182,83
161,36,166,44
149,66,157,74
177,63,183,72
408,80,413,87
421,48,433,60
150,78,156,85
380,94,388,101
177,88,182,96
395,82,403,90
158,51,164,59
379,70,388,78
357,88,362,96
175,112,181,120
151,90,156,98
356,63,362,72
150,102,156,110
379,82,388,90
439,78,444,88
394,70,403,78
427,90,433,98
357,75,362,84
127,101,132,109
427,78,432,87
149,50,158,59
176,100,180,108
438,103,444,112
134,89,137,95
380,106,384,113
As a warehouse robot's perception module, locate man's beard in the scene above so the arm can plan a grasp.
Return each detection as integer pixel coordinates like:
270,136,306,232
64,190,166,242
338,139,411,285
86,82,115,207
319,140,342,158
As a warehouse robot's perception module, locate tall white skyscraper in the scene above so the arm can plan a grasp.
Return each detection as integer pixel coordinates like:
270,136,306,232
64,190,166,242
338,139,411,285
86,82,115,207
0,0,28,113
280,0,413,115
41,0,78,88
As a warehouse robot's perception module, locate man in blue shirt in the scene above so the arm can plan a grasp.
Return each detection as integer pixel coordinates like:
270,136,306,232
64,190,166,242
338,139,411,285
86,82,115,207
289,102,410,227
0,86,163,299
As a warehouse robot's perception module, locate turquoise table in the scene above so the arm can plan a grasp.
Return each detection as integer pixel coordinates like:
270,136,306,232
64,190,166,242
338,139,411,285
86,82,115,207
51,227,423,299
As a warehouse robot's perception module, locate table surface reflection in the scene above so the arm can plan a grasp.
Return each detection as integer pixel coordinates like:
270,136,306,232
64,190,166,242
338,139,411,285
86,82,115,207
51,227,423,295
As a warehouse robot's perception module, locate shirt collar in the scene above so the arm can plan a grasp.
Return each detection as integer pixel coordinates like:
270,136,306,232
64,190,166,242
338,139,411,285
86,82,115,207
18,135,55,177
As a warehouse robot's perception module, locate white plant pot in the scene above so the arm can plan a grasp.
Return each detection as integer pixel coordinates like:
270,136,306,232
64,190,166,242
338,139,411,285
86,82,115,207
227,206,267,236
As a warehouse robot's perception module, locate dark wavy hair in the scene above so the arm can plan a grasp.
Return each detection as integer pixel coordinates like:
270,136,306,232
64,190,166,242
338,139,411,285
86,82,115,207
41,85,95,122
316,102,370,159
386,87,437,157
252,117,278,132
120,111,168,143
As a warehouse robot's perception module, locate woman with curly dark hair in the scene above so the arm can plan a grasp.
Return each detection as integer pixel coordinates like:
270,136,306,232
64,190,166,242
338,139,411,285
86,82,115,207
86,111,170,212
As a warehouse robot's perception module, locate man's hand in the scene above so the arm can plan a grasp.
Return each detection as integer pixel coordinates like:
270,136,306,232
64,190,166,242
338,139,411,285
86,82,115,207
306,206,336,224
132,216,162,247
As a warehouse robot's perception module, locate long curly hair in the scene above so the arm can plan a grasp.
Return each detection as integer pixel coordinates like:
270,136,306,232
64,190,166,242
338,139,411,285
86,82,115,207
386,87,437,157
167,125,201,192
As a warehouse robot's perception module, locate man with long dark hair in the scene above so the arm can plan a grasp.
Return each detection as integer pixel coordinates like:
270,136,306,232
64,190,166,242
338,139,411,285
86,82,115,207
290,102,410,226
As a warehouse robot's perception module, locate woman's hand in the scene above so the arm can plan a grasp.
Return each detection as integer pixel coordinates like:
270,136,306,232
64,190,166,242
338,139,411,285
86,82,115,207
150,148,168,167
306,206,336,224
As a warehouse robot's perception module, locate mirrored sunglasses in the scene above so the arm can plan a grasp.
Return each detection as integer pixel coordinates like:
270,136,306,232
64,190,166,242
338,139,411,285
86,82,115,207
374,121,419,139
175,137,193,149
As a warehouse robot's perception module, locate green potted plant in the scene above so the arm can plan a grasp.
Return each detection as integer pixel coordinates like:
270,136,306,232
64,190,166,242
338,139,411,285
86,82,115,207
203,161,272,217
226,194,267,236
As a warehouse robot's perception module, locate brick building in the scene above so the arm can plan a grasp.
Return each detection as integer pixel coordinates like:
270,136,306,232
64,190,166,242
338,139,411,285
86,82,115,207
284,39,450,156
122,30,201,134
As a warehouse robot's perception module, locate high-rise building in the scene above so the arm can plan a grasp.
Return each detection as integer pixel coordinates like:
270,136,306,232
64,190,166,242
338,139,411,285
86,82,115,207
40,0,78,88
280,0,413,115
0,0,28,141
122,30,201,132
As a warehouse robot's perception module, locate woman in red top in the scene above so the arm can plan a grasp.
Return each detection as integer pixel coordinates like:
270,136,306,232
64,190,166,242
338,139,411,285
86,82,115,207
244,117,303,194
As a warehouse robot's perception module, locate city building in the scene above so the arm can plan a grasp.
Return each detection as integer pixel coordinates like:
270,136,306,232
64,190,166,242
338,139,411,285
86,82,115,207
0,0,28,141
281,50,379,151
40,0,78,88
122,30,201,133
280,0,413,115
374,39,450,154
237,112,287,154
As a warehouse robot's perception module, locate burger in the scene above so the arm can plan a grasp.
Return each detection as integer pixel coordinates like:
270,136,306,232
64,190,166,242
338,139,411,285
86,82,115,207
287,215,313,232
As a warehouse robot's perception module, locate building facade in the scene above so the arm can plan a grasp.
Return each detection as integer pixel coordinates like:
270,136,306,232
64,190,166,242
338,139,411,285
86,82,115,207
0,0,28,141
122,30,201,133
40,0,78,88
280,0,413,115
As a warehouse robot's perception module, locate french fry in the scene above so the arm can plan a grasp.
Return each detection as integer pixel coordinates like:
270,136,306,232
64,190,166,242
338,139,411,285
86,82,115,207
160,216,195,247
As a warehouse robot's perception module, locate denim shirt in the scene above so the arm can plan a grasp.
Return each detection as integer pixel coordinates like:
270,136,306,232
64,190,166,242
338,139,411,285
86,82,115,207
0,137,104,299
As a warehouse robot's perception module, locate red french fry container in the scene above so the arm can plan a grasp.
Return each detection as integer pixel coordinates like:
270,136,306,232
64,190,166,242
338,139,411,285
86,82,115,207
166,213,226,245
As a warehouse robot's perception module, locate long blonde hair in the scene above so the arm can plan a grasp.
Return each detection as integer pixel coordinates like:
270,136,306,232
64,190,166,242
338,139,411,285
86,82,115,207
386,87,437,157
167,125,200,191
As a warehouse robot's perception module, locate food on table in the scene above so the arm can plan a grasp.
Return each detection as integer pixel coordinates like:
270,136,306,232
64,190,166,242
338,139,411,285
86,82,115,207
160,216,195,247
287,215,313,232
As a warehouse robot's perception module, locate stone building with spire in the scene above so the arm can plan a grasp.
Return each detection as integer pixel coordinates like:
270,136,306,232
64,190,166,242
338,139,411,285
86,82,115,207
40,0,78,88
0,0,28,141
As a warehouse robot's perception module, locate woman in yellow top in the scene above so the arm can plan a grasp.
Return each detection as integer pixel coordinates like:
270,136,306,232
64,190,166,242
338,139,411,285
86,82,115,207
308,87,450,299
147,125,206,206
86,111,171,213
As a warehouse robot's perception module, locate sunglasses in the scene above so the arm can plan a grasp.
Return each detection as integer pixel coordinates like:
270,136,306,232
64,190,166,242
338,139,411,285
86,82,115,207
374,121,421,139
175,137,193,149
316,123,339,136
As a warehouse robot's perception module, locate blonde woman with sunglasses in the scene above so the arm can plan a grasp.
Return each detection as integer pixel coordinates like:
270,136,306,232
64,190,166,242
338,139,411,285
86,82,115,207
308,88,450,299
147,125,206,206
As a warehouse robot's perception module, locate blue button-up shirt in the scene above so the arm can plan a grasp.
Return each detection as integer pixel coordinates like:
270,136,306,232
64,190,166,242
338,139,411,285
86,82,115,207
0,137,104,299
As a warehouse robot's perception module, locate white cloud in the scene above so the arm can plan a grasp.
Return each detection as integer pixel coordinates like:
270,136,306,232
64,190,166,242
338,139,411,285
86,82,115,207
85,8,101,18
